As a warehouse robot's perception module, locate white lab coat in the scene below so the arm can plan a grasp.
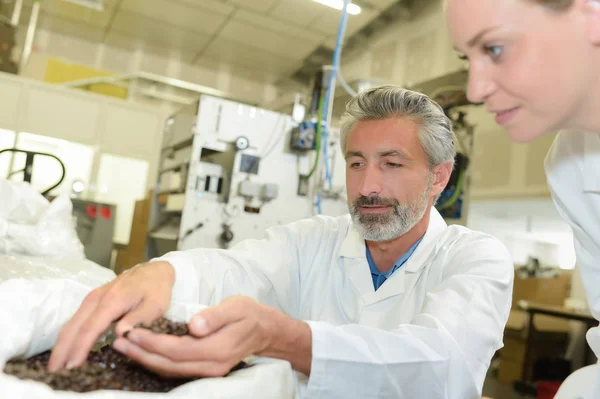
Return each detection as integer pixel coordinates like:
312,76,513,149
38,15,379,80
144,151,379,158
157,208,513,399
545,130,600,398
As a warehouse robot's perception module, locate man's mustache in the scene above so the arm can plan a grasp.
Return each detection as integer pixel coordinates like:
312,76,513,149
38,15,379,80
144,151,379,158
353,196,399,207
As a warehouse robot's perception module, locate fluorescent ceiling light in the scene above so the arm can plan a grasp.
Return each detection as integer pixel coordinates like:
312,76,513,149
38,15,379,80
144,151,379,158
312,0,361,15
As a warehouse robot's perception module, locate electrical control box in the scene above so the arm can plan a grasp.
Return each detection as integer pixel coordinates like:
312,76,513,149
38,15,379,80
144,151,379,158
290,121,317,151
261,183,279,201
239,180,261,197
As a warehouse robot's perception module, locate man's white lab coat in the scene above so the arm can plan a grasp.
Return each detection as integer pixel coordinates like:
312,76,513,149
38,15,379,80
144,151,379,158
157,208,513,399
545,130,600,397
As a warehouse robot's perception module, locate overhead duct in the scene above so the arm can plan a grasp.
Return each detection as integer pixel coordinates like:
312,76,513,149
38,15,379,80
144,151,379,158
277,0,415,89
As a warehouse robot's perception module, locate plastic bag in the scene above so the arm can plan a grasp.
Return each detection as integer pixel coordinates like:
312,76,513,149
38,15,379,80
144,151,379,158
0,255,115,287
0,279,297,399
0,179,85,259
0,179,48,223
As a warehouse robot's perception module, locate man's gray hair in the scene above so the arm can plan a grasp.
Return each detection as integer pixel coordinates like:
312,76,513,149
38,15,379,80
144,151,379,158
340,85,456,170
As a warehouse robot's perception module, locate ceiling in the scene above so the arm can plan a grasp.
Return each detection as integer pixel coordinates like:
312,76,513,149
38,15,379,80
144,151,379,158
0,0,406,86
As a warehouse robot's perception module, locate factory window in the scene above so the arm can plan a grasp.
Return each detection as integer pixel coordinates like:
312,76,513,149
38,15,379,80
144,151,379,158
1,132,95,197
95,154,149,246
467,199,576,270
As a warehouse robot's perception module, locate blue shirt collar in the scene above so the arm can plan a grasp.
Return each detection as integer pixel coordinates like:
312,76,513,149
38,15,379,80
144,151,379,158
366,235,424,290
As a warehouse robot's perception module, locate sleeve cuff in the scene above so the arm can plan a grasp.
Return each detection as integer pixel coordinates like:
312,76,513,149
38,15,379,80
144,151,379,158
150,254,199,303
303,320,333,398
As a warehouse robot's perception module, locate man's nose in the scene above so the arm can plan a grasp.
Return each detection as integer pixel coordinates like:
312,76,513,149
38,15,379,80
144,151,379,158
359,166,383,197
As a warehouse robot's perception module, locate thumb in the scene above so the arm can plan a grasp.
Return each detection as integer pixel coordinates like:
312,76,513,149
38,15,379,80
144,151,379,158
188,299,245,337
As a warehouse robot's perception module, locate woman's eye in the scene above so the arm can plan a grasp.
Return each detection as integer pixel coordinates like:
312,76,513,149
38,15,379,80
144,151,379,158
485,45,504,59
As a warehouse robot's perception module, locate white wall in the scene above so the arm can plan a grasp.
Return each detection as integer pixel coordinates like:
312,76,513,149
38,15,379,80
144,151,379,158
467,198,576,269
0,72,162,245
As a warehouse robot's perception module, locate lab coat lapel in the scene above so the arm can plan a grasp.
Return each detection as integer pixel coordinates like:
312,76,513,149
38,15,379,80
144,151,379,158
363,208,448,305
339,225,373,297
404,208,447,273
583,132,600,192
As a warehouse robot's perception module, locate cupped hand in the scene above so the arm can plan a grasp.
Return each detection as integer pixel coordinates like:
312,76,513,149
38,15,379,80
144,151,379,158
47,261,176,372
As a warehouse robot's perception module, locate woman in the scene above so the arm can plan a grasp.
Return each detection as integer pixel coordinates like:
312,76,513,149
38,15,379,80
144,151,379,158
445,0,600,397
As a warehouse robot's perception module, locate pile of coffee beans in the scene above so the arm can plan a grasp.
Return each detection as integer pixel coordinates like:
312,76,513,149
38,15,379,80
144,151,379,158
3,317,247,393
135,317,189,336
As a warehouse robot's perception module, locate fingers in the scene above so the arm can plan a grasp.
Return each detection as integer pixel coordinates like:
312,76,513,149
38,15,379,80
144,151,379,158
48,287,106,371
113,338,232,378
48,262,175,372
115,297,167,336
65,292,138,368
126,322,246,363
189,296,248,338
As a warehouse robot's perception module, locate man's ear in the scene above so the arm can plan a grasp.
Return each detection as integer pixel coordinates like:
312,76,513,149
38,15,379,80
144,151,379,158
582,0,600,44
430,162,453,197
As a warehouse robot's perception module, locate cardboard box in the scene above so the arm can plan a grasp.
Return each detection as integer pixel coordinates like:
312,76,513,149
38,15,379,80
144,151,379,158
497,272,573,385
511,272,571,309
498,358,524,385
114,193,152,274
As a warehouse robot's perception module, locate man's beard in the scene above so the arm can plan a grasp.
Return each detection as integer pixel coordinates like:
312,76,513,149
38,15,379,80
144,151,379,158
350,175,433,242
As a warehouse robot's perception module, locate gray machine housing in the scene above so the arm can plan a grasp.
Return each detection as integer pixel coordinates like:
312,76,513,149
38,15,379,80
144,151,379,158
148,95,348,257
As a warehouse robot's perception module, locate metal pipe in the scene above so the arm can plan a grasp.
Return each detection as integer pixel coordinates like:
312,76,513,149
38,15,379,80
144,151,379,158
5,132,18,180
20,0,40,72
10,0,23,27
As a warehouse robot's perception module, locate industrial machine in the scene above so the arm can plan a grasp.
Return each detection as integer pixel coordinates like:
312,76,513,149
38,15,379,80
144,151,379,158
147,95,348,257
0,20,18,75
70,198,116,268
409,69,477,226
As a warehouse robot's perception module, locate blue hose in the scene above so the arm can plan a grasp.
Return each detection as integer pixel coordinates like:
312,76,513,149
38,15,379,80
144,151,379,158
321,0,351,191
316,192,323,214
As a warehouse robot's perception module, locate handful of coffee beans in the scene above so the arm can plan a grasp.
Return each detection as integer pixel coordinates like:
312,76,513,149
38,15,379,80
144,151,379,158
3,318,247,393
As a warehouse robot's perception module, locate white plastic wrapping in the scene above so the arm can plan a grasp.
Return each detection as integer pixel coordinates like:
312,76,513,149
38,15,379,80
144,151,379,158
0,279,298,399
0,255,115,287
0,179,85,259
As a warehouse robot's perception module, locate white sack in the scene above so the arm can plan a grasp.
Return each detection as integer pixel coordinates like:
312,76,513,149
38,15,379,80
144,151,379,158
0,179,85,259
0,255,115,287
0,279,297,399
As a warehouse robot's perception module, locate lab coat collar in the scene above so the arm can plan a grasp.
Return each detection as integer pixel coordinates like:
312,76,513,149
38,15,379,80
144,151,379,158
340,208,448,304
340,207,447,263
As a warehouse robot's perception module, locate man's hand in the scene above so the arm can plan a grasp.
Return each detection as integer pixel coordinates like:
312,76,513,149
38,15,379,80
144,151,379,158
47,261,176,372
112,296,313,378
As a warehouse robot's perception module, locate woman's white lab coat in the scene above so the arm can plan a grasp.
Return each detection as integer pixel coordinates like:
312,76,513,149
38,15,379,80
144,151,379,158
545,130,600,397
158,209,513,399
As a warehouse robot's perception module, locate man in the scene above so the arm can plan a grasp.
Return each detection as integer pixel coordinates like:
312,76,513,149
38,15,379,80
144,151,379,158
48,86,513,398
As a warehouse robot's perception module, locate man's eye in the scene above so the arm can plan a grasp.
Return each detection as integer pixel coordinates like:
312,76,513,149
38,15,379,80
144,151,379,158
387,163,402,168
457,53,469,61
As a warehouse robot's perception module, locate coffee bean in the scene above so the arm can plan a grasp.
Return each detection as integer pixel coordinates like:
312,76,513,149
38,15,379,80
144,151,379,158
3,317,247,392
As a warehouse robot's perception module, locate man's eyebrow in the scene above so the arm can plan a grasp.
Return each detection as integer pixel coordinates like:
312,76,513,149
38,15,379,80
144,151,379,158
345,150,412,159
345,151,364,159
379,150,411,159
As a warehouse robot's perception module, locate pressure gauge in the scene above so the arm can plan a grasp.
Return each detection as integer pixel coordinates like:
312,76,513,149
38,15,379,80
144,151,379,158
235,136,249,151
